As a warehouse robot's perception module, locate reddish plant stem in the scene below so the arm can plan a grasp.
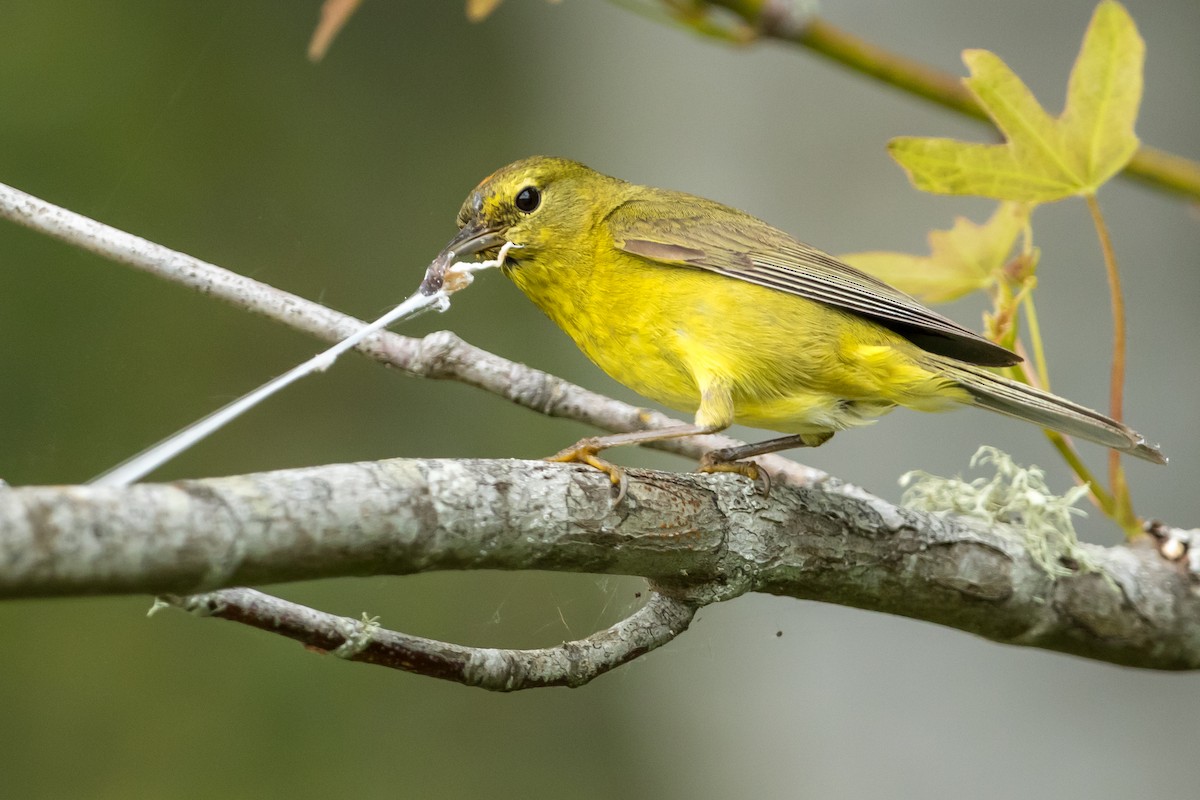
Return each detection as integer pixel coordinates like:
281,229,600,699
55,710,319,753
1085,193,1135,531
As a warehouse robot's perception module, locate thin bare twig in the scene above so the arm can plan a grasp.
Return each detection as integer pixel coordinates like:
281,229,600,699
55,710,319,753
166,585,697,690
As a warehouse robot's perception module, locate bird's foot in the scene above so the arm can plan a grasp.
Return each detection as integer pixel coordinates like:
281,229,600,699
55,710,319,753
697,451,771,496
547,437,628,502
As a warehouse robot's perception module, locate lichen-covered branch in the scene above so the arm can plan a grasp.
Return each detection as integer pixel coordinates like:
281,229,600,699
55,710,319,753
166,585,697,690
2,458,1197,673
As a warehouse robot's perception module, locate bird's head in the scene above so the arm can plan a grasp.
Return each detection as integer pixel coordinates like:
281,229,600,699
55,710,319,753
428,156,620,283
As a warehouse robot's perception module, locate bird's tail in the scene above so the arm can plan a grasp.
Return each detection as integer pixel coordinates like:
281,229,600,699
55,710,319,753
926,356,1166,465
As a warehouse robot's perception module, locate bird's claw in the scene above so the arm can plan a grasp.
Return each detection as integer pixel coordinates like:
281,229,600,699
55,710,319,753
697,452,771,496
546,438,629,503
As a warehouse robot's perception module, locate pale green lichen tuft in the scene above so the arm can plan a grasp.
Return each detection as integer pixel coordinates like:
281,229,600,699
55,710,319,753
899,446,1101,580
331,613,381,659
146,597,171,617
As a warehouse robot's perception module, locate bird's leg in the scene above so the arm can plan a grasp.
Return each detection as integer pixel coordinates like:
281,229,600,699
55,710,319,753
548,424,721,501
698,432,834,495
548,383,735,500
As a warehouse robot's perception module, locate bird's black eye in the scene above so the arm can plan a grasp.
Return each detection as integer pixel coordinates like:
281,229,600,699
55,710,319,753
515,186,541,213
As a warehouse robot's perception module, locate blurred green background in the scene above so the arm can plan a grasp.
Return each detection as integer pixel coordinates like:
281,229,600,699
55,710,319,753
1,1,1198,797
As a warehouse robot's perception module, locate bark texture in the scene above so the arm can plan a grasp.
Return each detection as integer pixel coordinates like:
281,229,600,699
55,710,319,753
3,457,1197,678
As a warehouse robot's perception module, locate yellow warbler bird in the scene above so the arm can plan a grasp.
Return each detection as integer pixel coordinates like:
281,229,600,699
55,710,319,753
431,156,1164,487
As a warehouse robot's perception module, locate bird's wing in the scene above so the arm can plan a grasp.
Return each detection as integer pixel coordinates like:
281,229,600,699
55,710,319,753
607,196,1019,367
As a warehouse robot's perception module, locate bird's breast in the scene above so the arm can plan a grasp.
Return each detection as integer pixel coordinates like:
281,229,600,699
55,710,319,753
507,249,954,431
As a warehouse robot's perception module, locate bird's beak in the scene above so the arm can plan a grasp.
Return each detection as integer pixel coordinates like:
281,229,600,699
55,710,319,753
420,222,507,296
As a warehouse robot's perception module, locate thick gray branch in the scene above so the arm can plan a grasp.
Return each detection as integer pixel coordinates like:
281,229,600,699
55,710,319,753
2,458,1197,671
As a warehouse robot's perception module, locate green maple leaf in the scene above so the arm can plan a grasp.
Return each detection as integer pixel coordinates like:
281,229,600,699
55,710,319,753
842,202,1031,304
889,1,1144,203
